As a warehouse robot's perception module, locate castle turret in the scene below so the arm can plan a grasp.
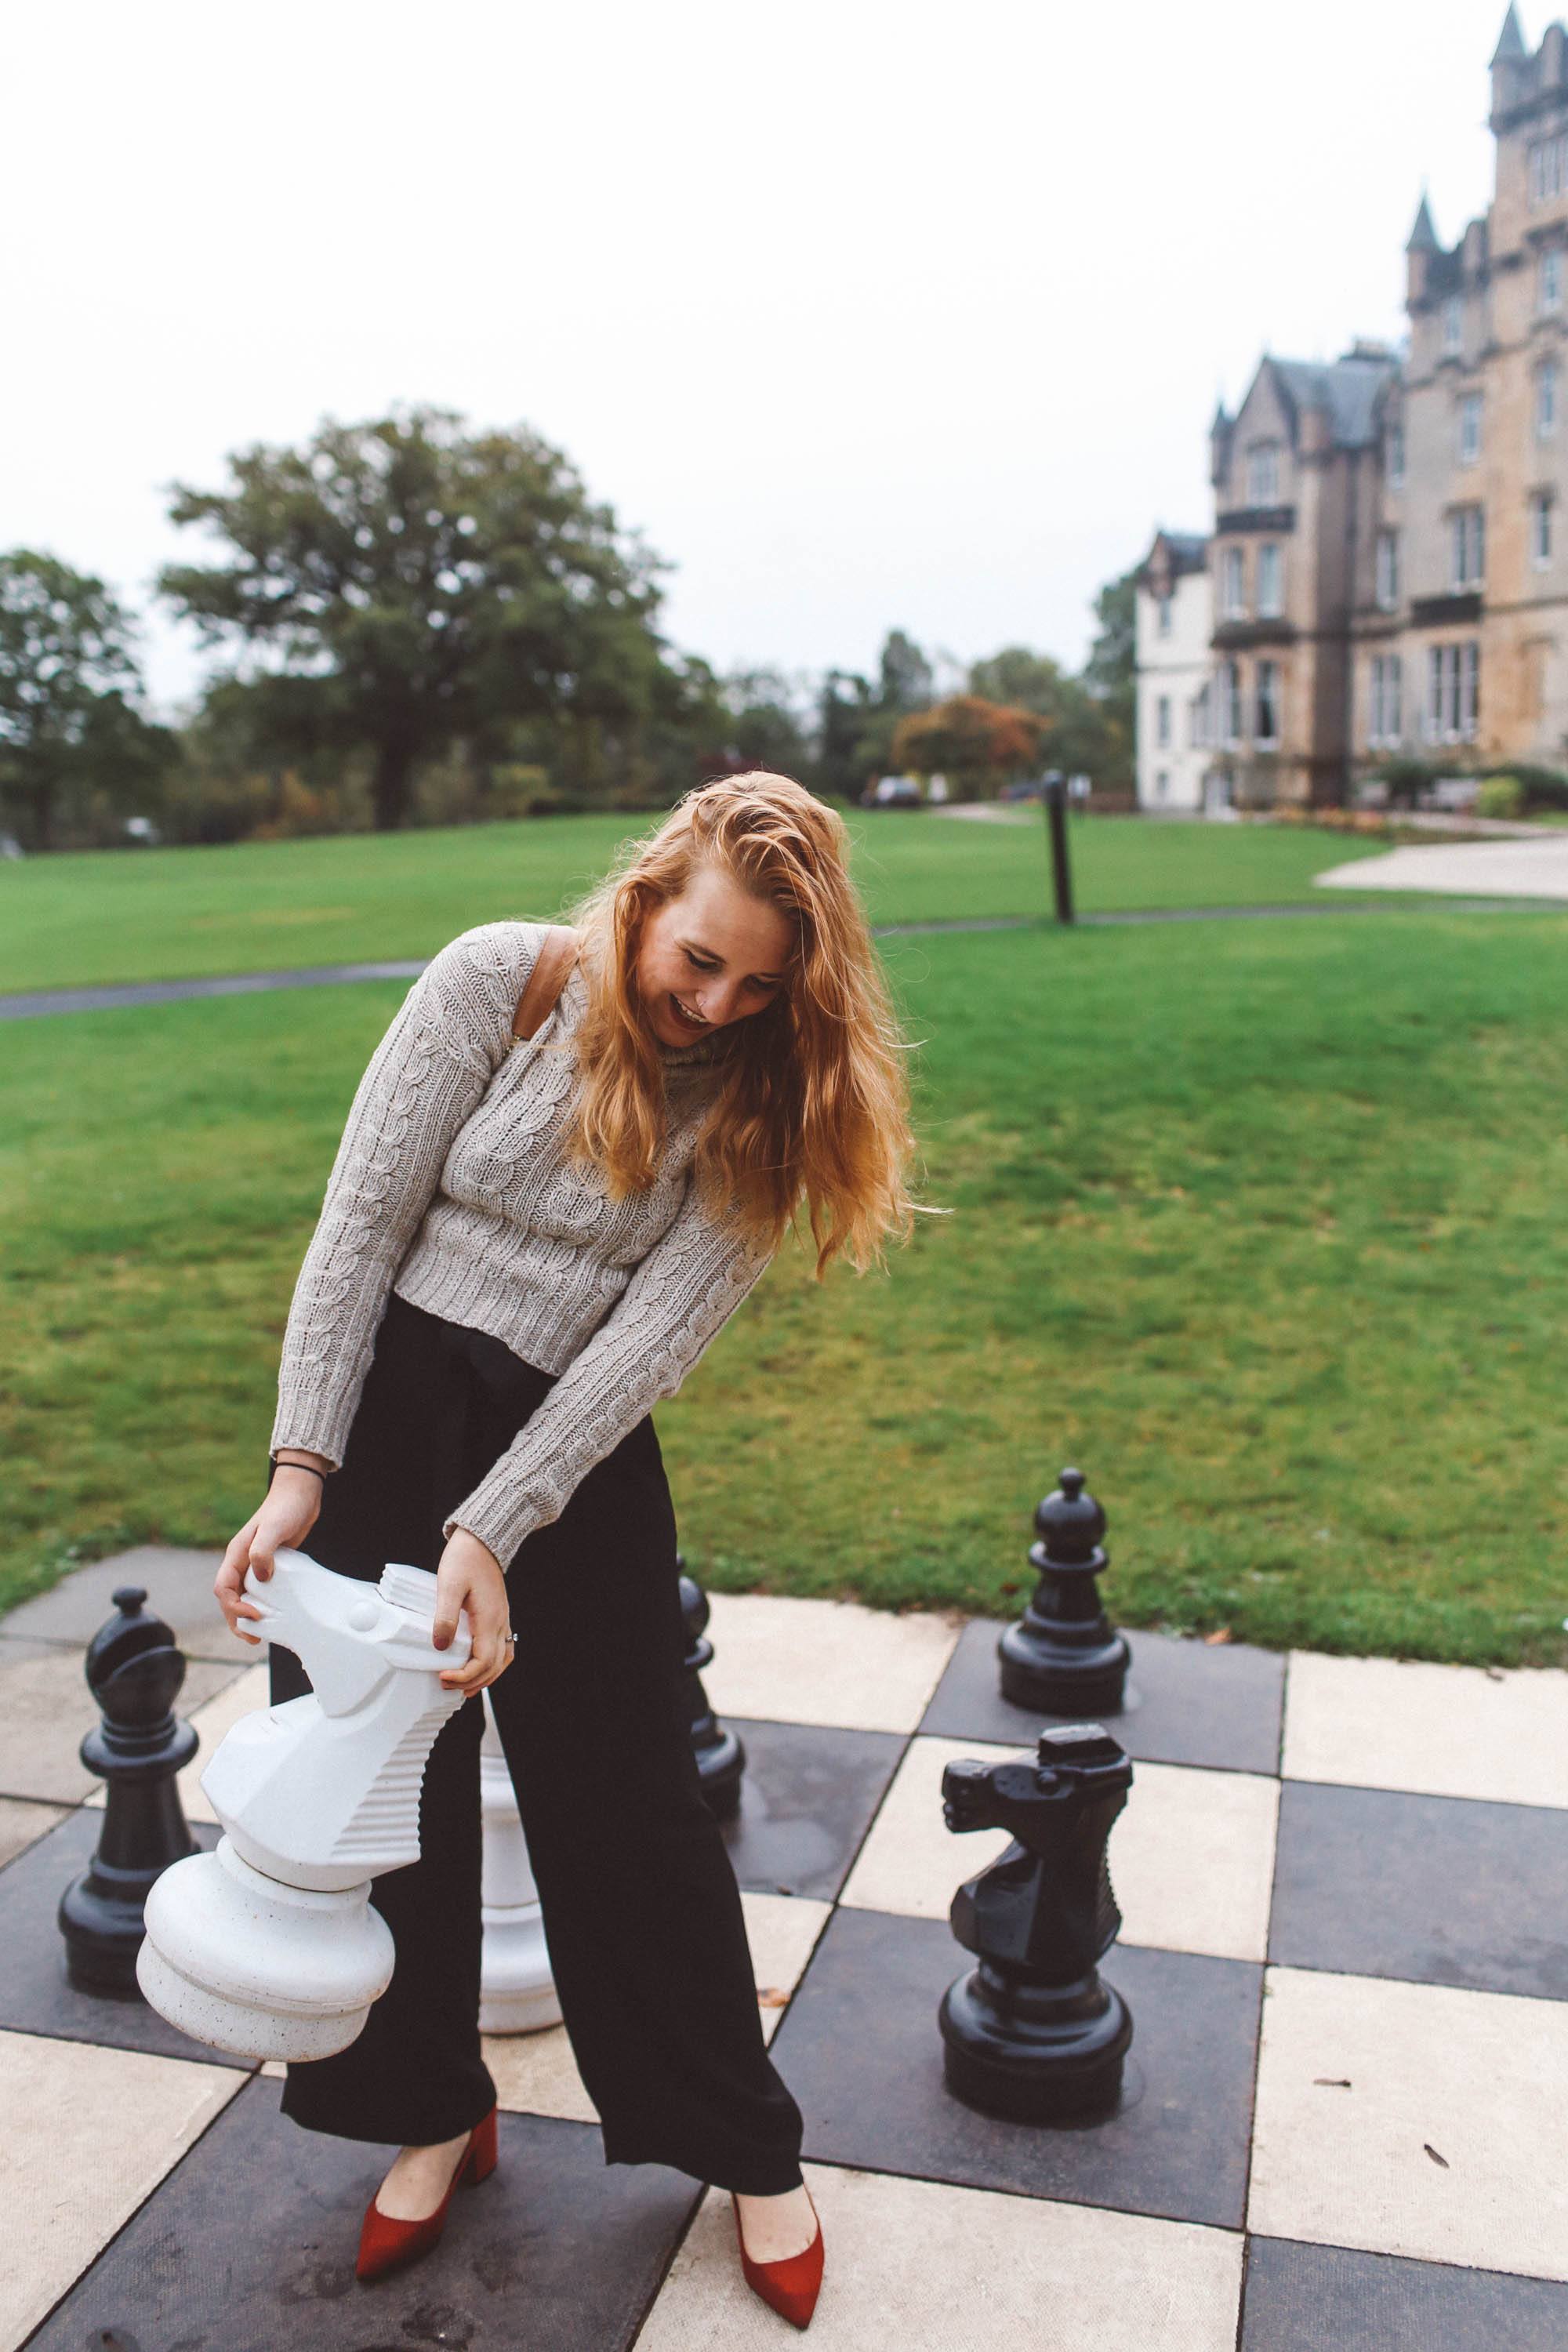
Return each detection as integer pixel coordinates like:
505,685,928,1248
1406,192,1439,305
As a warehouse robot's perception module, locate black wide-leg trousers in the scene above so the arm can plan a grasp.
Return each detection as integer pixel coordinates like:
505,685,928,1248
264,1288,806,2194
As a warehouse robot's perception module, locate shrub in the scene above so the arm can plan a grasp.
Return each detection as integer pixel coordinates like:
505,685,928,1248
1475,774,1525,819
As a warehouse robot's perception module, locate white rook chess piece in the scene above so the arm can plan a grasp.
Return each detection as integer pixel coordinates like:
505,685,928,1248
137,1551,470,2062
478,1693,562,2034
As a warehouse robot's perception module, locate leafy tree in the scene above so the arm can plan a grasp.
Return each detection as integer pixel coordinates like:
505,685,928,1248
968,644,1069,714
814,667,876,800
1085,567,1138,701
891,695,1045,800
0,551,172,851
158,405,669,829
878,628,934,713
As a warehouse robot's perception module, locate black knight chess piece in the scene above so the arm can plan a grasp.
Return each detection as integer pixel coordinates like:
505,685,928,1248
998,1467,1131,1715
937,1724,1134,2121
58,1585,198,1993
679,1556,746,1820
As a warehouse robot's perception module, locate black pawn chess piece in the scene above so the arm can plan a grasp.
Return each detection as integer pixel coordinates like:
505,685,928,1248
678,1555,746,1821
58,1585,198,1994
998,1467,1131,1715
937,1723,1134,2122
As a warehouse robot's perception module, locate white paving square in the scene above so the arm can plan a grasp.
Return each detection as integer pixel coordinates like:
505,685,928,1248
1249,1965,1568,2281
0,2027,244,2345
0,1795,67,1868
1282,1651,1568,1809
632,2159,1244,2351
701,1592,961,1734
487,1889,831,2122
838,1737,1279,1962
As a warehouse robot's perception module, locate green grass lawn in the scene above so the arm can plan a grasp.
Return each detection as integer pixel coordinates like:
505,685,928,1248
0,811,1394,993
6,903,1566,1667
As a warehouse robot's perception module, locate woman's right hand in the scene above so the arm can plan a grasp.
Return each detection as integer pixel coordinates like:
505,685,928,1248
214,1460,327,1643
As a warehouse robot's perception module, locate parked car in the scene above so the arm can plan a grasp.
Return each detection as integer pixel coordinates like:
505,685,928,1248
858,775,924,808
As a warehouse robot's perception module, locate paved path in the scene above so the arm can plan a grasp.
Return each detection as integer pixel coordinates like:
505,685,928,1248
0,898,1542,1022
1318,834,1568,901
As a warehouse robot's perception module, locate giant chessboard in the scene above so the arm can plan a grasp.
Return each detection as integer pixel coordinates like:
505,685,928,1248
1,1548,1565,2350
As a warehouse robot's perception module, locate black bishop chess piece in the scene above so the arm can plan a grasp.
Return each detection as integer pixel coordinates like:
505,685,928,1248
937,1723,1134,2122
678,1555,746,1820
58,1585,198,1993
998,1466,1131,1715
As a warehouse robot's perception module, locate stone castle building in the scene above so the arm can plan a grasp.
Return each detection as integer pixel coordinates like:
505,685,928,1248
1136,6,1568,810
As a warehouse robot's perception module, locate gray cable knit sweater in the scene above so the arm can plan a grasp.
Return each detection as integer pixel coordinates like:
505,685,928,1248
268,919,776,1566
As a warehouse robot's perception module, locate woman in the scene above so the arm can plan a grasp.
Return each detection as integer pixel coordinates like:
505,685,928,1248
213,771,920,2329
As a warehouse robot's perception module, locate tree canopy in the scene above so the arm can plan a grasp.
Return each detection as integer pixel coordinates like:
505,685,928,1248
891,694,1044,799
0,551,172,851
158,405,670,829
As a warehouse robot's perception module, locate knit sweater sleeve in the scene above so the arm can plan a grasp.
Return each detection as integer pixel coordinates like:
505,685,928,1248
441,1181,778,1564
268,922,543,1470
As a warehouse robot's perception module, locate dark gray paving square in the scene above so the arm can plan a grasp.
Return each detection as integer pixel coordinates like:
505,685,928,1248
771,1902,1261,2228
1271,1782,1568,2000
717,1715,906,1901
917,1617,1285,1774
0,1544,253,1666
1242,2236,1568,2351
27,2074,702,2352
0,1804,249,2067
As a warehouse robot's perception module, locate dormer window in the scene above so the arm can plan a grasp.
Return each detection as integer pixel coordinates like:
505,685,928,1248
1246,443,1281,505
1443,296,1464,357
1156,591,1172,637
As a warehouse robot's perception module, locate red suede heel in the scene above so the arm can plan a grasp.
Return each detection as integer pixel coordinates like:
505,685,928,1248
733,2187,825,2331
355,2104,499,2284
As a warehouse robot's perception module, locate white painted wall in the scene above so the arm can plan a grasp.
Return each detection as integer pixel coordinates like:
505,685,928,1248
1135,569,1213,811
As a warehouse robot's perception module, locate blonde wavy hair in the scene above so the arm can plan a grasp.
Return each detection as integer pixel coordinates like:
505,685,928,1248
546,771,929,1277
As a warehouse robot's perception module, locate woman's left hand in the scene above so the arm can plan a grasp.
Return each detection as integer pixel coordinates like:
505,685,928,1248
431,1528,515,1695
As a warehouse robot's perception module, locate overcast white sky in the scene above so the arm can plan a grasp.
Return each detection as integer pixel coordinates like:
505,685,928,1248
3,0,1515,717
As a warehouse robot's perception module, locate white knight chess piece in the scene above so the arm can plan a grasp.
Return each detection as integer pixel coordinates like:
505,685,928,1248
136,1551,470,2060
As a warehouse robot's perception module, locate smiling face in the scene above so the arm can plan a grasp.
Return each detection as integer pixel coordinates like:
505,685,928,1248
633,864,796,1049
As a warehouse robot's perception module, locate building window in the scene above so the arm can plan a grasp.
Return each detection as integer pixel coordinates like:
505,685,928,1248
1541,247,1564,311
1457,391,1483,463
1369,653,1403,748
1532,491,1555,567
1246,442,1281,505
1255,660,1280,746
1220,659,1243,747
1221,546,1247,619
1154,769,1170,801
1443,296,1464,356
1530,132,1568,205
1156,695,1172,749
1155,591,1172,637
1374,529,1400,610
1425,641,1479,742
1387,423,1406,488
1538,358,1559,437
1191,683,1212,747
1449,504,1486,589
1256,542,1283,616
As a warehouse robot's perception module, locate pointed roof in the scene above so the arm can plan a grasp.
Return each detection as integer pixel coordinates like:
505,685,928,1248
1492,4,1526,64
1406,193,1439,253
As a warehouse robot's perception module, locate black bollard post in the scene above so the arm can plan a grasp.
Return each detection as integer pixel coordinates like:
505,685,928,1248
937,1724,1134,2122
998,1467,1131,1715
58,1586,198,1994
1043,771,1075,924
677,1555,746,1821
